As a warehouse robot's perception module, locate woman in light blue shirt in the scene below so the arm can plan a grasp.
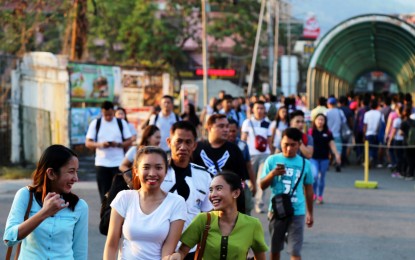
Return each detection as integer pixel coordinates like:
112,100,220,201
4,145,88,260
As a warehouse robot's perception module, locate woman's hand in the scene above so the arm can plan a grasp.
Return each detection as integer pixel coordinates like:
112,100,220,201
40,192,68,217
335,153,341,165
166,252,182,260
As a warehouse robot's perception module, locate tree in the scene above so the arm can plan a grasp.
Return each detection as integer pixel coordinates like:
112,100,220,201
0,0,71,56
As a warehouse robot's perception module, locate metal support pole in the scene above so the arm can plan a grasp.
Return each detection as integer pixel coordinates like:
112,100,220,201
202,0,209,107
247,0,267,96
272,0,279,95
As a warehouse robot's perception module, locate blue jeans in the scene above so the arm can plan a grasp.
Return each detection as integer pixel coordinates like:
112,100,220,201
310,159,330,197
333,136,343,154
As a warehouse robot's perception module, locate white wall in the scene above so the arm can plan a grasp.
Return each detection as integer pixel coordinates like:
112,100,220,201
11,52,70,163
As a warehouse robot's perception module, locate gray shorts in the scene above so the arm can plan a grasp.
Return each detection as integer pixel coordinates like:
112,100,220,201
269,215,305,256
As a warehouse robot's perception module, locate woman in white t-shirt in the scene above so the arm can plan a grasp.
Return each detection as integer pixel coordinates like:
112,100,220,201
104,146,186,260
269,106,289,153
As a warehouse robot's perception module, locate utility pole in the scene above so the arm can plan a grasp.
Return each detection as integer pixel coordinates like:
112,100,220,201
267,0,274,94
201,0,209,107
247,0,267,96
272,0,280,96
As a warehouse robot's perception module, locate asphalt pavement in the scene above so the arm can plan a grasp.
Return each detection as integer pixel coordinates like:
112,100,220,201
1,162,415,260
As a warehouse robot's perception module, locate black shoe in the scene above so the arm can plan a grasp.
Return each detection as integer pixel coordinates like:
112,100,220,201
336,165,341,172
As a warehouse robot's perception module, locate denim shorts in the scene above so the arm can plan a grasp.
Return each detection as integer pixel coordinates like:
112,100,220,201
269,215,305,256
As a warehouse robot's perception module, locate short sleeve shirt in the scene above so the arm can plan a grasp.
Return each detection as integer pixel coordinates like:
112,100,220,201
181,212,268,259
111,191,186,260
261,154,313,215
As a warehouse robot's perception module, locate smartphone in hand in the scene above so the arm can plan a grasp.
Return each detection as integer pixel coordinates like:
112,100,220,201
276,163,285,170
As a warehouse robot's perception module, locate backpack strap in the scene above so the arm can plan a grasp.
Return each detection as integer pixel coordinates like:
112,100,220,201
175,113,180,122
96,118,125,142
116,118,125,141
95,118,101,142
154,113,159,124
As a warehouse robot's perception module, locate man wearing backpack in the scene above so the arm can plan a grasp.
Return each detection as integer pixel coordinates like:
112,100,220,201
86,101,133,202
401,111,415,180
148,95,181,152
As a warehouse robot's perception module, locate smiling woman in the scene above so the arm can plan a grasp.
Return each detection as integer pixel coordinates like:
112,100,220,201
3,145,88,260
104,146,187,260
168,172,268,260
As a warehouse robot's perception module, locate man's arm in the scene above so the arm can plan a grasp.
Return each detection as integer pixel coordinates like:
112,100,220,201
241,132,248,142
304,184,314,228
246,160,256,195
85,138,108,150
299,143,313,159
259,167,284,190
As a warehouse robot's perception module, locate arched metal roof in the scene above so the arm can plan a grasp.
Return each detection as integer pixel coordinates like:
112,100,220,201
307,14,415,107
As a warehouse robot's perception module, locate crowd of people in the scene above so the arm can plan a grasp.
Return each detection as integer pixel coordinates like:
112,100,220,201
4,90,415,260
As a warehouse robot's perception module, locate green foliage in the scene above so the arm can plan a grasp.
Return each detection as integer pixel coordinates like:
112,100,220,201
0,1,71,56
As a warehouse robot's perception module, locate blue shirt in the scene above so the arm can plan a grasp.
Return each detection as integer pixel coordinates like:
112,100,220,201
261,154,313,215
4,187,88,260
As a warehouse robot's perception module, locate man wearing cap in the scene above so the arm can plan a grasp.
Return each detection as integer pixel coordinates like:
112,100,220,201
325,97,347,172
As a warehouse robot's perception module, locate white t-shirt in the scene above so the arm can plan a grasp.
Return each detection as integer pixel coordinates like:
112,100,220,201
149,112,180,152
111,190,186,260
86,118,132,167
392,117,404,141
363,110,383,136
128,123,137,137
161,164,212,230
125,146,136,163
269,120,289,148
241,117,272,156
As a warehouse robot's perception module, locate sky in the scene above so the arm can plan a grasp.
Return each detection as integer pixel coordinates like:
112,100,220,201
290,0,415,38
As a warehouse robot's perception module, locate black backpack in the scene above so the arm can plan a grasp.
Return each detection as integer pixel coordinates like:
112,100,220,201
99,170,132,235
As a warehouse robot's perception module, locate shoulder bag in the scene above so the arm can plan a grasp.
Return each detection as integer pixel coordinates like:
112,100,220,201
194,212,212,260
6,187,34,260
249,120,267,152
271,157,305,219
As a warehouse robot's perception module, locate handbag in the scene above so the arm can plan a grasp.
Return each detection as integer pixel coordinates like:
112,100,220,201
249,120,268,152
194,212,211,260
6,187,34,260
271,157,305,219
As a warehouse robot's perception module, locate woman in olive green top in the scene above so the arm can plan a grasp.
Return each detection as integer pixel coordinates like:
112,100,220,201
169,172,268,260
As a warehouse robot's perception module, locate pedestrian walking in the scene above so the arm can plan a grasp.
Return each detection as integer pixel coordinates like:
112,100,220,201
169,172,268,260
103,147,186,259
161,121,213,259
308,114,341,204
85,101,133,202
148,95,181,152
260,128,314,260
4,145,88,260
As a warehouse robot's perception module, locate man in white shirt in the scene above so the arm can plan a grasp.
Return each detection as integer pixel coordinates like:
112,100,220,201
241,101,272,213
148,95,181,152
363,99,383,167
162,121,212,259
86,101,133,201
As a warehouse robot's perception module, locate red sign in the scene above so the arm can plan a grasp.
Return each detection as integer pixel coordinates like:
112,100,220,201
195,69,236,77
303,15,320,40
